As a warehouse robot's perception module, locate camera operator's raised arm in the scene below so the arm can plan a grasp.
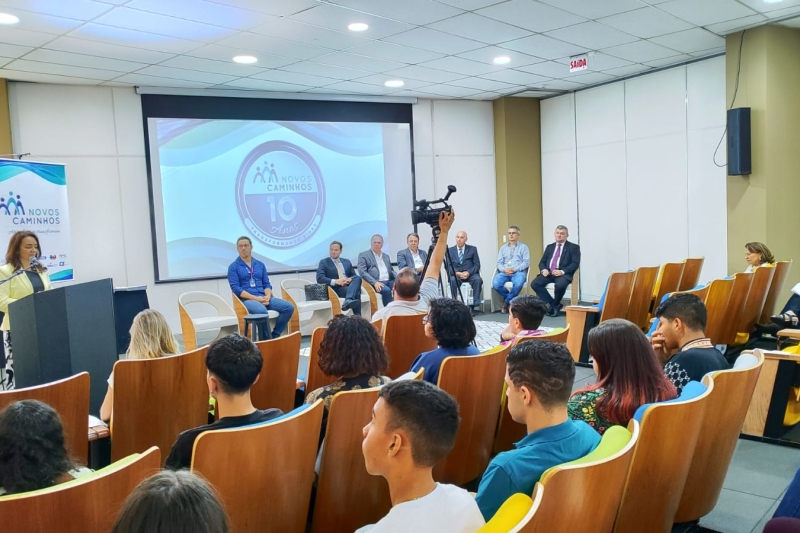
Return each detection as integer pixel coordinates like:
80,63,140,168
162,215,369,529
423,208,455,283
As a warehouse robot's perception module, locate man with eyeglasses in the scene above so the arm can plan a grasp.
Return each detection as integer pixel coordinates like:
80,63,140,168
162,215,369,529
492,226,530,314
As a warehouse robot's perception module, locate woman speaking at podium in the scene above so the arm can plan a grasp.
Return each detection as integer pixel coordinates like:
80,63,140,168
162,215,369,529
0,231,52,390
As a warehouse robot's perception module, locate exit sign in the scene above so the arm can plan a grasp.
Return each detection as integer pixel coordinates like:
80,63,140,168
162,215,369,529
570,54,588,72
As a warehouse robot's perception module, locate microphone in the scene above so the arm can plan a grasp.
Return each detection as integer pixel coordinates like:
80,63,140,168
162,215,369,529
28,256,41,271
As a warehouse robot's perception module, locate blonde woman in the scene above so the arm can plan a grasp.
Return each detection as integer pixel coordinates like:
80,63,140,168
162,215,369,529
99,309,179,422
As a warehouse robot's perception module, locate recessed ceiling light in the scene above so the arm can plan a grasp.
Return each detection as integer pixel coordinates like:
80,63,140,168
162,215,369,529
232,55,258,64
348,22,369,32
493,56,511,65
384,80,404,88
0,13,19,24
763,0,784,3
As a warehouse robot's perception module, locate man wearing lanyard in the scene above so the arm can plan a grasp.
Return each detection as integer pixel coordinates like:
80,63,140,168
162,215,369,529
228,236,294,339
491,226,530,314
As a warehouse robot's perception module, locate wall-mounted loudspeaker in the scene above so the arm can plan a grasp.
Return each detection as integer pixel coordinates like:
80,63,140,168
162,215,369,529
727,107,751,176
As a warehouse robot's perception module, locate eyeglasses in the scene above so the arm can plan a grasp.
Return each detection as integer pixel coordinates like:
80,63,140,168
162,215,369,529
507,231,519,235
422,315,430,325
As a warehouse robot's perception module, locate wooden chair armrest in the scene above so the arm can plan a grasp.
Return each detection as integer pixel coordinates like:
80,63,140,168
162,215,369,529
565,306,600,314
778,329,800,340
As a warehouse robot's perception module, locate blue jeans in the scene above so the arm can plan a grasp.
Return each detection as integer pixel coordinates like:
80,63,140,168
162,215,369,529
375,279,394,307
775,467,800,519
492,271,527,304
243,297,294,339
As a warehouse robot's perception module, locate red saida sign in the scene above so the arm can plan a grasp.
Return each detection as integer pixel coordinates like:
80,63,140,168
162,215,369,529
570,55,588,73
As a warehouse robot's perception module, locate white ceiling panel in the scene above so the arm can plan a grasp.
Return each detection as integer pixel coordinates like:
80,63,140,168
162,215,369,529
280,60,371,80
546,21,638,49
290,4,413,40
352,74,434,89
22,49,148,72
477,0,587,33
322,80,395,94
512,90,562,98
562,52,633,70
125,0,275,30
501,34,587,60
93,8,239,42
0,11,83,35
0,0,113,20
566,71,615,85
643,54,692,67
113,73,212,87
68,24,203,54
539,79,584,90
736,0,800,13
456,46,544,67
249,18,371,49
781,16,800,28
4,59,124,80
203,0,319,16
43,36,176,63
384,64,467,83
0,57,13,68
480,69,551,86
422,84,483,97
427,13,531,44
763,6,800,19
250,69,339,87
185,44,297,68
313,51,406,72
221,78,310,91
135,65,237,84
602,40,680,62
0,43,34,59
515,61,573,78
216,32,331,60
322,0,464,25
705,14,767,34
0,68,108,84
494,85,528,94
650,28,725,54
446,76,517,92
434,0,506,9
598,7,694,39
603,63,652,77
658,0,757,26
418,56,498,76
689,46,726,57
383,27,484,55
160,55,266,76
467,92,503,100
538,0,644,19
0,27,60,47
346,41,444,64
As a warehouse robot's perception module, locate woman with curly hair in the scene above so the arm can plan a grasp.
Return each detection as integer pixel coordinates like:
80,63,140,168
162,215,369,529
305,314,390,443
568,319,677,435
411,297,480,385
0,400,92,495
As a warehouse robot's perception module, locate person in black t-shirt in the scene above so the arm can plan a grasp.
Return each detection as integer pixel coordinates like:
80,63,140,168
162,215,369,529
165,334,283,470
650,293,730,395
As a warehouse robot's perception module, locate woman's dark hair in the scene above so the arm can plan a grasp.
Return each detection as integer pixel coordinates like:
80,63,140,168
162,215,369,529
5,230,42,271
428,297,476,349
745,242,775,264
111,470,229,533
319,315,389,377
0,400,76,494
573,319,677,425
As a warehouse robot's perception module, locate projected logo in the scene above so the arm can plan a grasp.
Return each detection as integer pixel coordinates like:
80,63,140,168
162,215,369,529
235,140,326,249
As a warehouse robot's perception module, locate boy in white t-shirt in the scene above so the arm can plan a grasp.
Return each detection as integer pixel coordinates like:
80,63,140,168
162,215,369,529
357,380,485,533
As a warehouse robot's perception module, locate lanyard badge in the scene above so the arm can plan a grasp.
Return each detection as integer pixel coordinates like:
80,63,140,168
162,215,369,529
249,265,256,288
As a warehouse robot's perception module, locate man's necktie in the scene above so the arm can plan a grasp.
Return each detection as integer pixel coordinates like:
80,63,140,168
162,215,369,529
458,248,464,263
335,260,345,278
550,243,562,271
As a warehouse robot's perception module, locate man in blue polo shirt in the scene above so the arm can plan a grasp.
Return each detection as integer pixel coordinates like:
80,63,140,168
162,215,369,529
228,236,294,339
475,340,600,520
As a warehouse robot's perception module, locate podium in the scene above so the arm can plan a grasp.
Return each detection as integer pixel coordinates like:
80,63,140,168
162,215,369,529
10,278,119,414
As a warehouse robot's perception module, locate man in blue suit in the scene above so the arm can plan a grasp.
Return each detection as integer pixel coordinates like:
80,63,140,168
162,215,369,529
316,241,362,315
531,225,581,317
358,234,396,307
448,230,483,314
397,233,428,279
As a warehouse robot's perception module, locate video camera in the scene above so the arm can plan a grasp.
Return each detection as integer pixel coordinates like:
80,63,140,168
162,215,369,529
410,185,456,229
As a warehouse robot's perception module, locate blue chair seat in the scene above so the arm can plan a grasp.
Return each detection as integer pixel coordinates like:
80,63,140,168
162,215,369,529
633,381,707,422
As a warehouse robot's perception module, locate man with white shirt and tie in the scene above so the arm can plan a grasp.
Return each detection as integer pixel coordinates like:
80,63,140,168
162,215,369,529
358,234,396,307
531,225,581,317
316,241,362,315
448,231,482,314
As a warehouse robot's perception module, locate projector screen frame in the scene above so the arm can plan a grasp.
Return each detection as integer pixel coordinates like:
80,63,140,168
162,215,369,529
141,94,417,284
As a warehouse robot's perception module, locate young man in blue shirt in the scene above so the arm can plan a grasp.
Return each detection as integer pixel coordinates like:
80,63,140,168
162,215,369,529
228,236,294,339
475,340,600,520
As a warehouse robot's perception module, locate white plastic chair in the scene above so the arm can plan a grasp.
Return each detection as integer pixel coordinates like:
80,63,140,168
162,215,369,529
491,267,531,312
179,291,239,350
280,279,337,335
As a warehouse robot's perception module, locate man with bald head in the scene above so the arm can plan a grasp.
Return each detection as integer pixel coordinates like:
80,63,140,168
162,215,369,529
448,230,483,314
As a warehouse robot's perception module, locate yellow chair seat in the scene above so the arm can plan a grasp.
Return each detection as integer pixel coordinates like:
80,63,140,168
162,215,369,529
476,493,533,533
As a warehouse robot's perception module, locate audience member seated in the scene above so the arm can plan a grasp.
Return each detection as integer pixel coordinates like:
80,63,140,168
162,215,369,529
165,334,283,470
773,467,800,521
448,230,483,314
531,225,581,317
500,295,548,346
475,340,600,520
0,400,92,495
316,240,362,315
372,209,454,326
305,315,390,444
492,225,530,314
410,298,480,385
568,319,677,435
764,518,800,533
357,380,485,532
100,309,179,422
228,236,294,339
358,234,397,308
744,241,775,273
397,233,427,278
111,470,229,533
650,294,730,395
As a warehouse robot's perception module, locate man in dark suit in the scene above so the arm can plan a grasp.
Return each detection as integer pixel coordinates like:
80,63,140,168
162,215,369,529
397,233,428,279
448,230,482,314
316,241,362,315
357,234,396,307
531,225,581,317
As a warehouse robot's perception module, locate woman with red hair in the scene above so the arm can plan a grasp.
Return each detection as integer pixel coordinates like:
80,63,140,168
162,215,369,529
568,319,677,435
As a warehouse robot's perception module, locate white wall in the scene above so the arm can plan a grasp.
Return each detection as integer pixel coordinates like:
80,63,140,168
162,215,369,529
7,84,497,330
541,56,728,300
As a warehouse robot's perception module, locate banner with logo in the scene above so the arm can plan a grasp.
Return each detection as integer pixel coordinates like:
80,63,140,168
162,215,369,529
0,159,72,281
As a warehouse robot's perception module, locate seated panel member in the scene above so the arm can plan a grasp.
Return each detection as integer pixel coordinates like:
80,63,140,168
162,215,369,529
448,231,483,314
316,241,362,315
228,236,294,339
492,226,530,314
358,235,396,307
531,225,581,317
397,233,427,278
